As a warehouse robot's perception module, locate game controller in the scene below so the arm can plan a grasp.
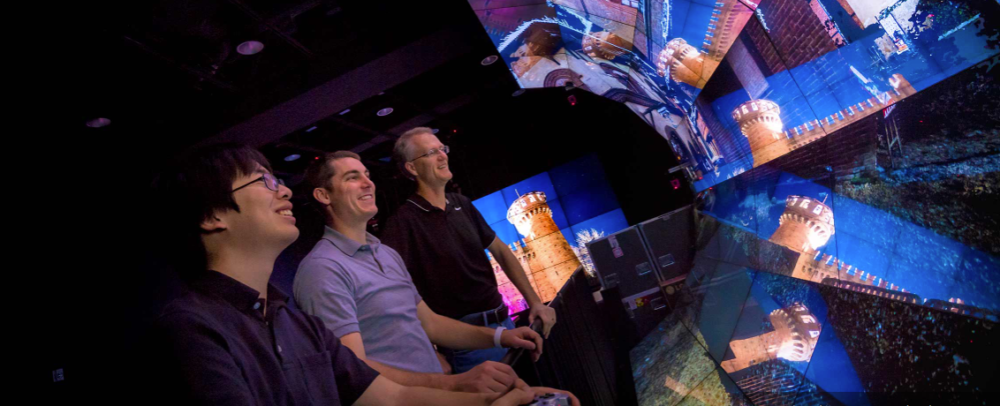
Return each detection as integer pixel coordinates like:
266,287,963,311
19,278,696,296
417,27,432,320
526,392,571,406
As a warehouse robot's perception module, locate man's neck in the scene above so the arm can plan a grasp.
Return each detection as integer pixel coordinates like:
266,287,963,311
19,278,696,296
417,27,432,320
208,247,277,300
329,215,369,245
416,182,448,210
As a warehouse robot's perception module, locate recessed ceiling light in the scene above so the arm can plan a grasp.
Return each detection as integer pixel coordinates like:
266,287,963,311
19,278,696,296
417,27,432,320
431,128,440,134
284,154,301,162
338,108,351,115
86,117,111,128
306,126,318,132
512,89,526,97
376,107,393,117
481,55,499,66
237,40,265,55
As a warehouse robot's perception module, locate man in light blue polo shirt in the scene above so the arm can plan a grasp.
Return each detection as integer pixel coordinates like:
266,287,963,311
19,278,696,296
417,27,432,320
294,151,544,394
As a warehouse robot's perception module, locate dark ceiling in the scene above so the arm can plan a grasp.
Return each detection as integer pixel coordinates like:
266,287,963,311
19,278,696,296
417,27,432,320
72,0,513,178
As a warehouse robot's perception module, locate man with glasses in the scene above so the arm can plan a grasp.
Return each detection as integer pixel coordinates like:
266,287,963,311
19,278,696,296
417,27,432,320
145,143,573,405
381,127,557,374
294,150,548,394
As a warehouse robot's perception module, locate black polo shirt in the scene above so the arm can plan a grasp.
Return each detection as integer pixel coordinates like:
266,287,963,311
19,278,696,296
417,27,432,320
146,270,379,405
381,193,503,320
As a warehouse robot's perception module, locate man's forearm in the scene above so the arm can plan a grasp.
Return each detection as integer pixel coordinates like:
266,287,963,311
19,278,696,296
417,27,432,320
397,386,494,406
426,312,496,349
363,358,455,391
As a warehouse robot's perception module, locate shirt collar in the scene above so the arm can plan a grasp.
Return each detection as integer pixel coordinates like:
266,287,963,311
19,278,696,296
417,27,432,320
191,270,289,314
322,225,381,257
406,193,452,213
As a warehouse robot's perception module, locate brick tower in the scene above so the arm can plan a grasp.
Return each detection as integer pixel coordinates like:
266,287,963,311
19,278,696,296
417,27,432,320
507,191,581,302
721,302,821,373
656,38,714,88
732,99,791,165
769,195,835,254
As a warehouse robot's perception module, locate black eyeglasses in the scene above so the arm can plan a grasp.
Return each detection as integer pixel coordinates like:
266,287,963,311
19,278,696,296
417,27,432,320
409,145,450,162
232,173,285,193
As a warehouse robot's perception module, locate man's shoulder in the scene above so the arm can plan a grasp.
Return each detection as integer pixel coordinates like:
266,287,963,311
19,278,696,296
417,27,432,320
153,290,223,331
296,244,355,283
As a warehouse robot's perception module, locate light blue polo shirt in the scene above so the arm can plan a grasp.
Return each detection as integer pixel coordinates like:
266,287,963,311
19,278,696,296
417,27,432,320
294,226,443,374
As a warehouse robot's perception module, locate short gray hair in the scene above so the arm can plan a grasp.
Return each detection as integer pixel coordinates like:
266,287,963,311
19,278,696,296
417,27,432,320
394,127,435,180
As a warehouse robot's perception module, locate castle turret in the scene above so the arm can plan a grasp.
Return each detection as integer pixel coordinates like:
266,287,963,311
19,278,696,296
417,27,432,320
769,195,834,254
732,99,792,165
657,38,710,88
507,191,581,302
721,303,821,373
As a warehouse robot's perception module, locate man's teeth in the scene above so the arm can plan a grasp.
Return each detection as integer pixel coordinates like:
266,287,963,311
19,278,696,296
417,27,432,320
360,195,373,200
438,165,447,169
278,209,293,216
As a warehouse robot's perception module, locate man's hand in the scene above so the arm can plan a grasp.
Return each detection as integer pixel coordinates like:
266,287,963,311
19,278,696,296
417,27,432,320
488,380,581,406
449,360,518,393
500,327,543,361
528,305,557,339
525,386,580,406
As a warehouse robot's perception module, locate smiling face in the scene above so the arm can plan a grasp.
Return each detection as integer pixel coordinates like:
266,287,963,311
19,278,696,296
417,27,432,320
323,157,378,225
215,166,299,251
405,132,452,188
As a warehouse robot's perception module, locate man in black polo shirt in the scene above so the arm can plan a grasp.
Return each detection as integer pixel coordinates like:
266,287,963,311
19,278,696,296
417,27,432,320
382,128,557,374
145,143,556,405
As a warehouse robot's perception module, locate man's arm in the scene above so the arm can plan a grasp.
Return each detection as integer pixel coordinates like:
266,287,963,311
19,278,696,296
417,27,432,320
341,331,519,393
354,377,581,406
415,301,542,361
353,376,533,406
487,237,558,338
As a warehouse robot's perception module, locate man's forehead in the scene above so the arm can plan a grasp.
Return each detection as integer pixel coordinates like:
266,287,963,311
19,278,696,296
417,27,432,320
332,157,366,172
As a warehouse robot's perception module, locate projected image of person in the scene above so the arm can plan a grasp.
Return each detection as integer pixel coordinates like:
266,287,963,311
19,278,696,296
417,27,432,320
381,128,558,374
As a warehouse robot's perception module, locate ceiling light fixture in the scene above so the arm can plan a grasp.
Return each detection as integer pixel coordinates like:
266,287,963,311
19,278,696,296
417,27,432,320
86,117,111,128
284,154,301,162
338,108,351,115
376,107,393,117
237,40,265,56
306,126,318,132
431,128,440,134
512,89,526,97
481,55,499,66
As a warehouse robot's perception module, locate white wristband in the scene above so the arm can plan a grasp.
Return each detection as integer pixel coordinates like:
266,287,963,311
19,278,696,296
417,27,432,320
493,326,506,348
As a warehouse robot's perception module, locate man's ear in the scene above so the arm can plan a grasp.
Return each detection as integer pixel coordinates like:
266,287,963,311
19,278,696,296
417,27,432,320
200,212,228,233
313,187,332,206
404,161,419,179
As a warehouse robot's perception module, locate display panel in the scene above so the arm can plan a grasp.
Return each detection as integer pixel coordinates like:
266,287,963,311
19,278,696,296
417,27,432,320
472,154,629,314
469,0,1000,190
633,254,997,405
698,166,1000,317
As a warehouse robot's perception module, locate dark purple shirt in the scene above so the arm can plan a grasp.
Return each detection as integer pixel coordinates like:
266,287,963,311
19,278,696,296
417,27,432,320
148,271,379,405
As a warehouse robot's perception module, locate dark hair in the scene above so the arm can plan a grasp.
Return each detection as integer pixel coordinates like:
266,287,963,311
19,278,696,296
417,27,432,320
148,143,272,275
303,150,362,193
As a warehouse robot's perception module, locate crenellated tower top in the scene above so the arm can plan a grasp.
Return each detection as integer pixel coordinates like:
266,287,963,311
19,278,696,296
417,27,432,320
507,191,553,240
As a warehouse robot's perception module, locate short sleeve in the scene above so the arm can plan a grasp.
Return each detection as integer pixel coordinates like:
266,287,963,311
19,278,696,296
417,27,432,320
322,325,381,405
294,256,362,338
460,194,497,248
